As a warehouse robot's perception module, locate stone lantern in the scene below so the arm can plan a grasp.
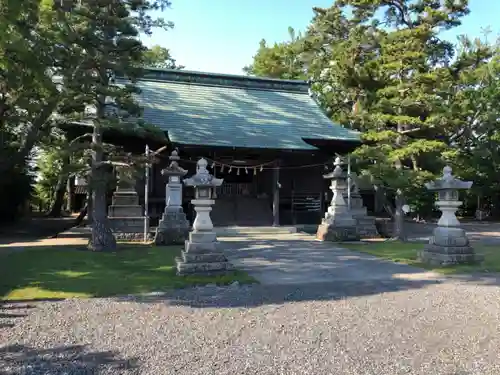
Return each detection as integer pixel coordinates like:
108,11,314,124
108,166,146,241
176,158,232,275
418,166,483,265
316,157,360,242
154,150,190,245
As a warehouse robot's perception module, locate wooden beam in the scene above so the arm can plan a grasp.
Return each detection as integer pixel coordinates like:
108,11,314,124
272,160,280,226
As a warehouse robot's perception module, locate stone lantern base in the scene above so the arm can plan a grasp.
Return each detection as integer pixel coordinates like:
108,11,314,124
316,215,360,242
343,193,379,238
418,227,483,266
176,231,233,275
108,189,147,241
154,207,189,245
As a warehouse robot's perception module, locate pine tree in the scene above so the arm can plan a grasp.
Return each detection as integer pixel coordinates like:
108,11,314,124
302,0,470,239
444,35,500,213
244,27,306,79
51,0,172,251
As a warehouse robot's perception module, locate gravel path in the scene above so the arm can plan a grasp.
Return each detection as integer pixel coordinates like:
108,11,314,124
2,277,500,375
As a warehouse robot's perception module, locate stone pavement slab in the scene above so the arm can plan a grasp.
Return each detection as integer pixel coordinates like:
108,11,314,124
218,233,443,285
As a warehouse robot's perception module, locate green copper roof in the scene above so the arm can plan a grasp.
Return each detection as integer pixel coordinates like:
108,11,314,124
132,68,360,150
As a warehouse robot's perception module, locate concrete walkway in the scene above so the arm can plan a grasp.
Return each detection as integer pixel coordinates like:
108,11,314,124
219,232,443,285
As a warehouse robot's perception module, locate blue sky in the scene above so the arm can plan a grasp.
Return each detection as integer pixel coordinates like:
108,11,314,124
142,0,500,75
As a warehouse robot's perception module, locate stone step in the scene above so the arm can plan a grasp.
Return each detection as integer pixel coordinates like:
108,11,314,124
108,217,146,232
112,195,140,206
176,257,233,275
108,205,143,217
214,226,297,236
182,251,227,263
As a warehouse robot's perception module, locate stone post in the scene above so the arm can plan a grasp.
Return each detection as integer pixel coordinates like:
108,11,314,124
343,173,379,238
316,157,360,242
418,166,483,265
154,150,189,245
176,158,232,275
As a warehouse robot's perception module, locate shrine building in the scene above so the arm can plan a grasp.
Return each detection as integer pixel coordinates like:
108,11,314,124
68,68,362,227
134,68,361,227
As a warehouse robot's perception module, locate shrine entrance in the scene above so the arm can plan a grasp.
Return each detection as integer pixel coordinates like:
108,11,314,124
211,162,273,226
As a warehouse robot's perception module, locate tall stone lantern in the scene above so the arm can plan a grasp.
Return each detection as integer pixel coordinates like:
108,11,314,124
316,157,360,242
176,158,232,275
418,166,483,265
154,150,190,245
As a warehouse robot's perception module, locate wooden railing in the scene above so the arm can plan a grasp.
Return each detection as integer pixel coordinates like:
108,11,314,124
216,183,255,197
280,191,323,225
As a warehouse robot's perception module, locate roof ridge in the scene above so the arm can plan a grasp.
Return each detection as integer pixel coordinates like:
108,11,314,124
135,68,310,94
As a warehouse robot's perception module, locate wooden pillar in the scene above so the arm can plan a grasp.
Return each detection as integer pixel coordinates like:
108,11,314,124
272,161,280,226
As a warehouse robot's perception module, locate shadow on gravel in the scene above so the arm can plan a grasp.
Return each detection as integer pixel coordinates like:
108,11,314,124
0,344,139,374
123,278,445,309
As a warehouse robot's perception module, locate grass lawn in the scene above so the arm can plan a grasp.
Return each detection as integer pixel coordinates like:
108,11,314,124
340,241,500,275
0,244,256,301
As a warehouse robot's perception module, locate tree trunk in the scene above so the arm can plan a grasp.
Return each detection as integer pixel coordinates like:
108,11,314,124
87,186,93,224
48,175,68,217
66,175,75,213
87,123,116,252
47,154,71,217
75,204,87,226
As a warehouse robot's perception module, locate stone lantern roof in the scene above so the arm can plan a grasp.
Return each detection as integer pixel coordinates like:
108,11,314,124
161,150,187,177
183,158,223,188
424,166,472,191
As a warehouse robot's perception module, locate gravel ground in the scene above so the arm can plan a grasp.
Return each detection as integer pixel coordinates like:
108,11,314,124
2,278,500,375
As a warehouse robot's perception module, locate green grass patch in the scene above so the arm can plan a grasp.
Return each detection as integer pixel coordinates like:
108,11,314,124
0,244,256,301
340,241,500,275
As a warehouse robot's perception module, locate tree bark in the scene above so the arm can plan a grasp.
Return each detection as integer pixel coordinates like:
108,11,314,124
47,175,68,217
66,176,75,212
48,154,71,217
87,121,116,252
87,184,93,224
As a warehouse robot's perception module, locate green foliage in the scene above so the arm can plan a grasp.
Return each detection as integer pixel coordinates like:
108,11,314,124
245,0,500,220
244,27,306,80
43,0,174,247
443,36,500,211
142,44,184,69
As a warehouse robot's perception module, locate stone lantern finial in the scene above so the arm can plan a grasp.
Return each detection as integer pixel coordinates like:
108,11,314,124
332,156,344,178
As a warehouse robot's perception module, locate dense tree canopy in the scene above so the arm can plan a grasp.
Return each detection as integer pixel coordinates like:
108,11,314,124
245,0,500,234
0,0,179,245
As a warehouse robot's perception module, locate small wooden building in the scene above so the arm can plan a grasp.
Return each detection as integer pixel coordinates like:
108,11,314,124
133,69,361,227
